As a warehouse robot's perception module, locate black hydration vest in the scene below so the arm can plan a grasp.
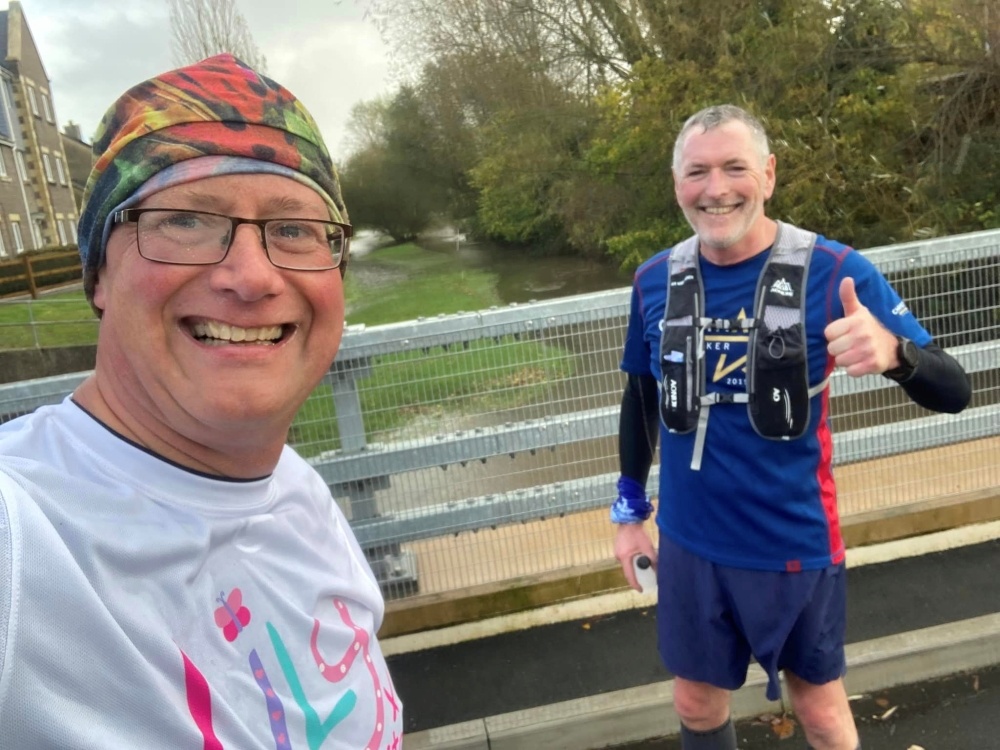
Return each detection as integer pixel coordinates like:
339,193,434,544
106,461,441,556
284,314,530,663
658,221,828,470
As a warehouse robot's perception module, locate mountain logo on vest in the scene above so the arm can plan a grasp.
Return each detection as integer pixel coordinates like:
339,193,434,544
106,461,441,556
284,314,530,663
770,277,794,297
671,274,694,287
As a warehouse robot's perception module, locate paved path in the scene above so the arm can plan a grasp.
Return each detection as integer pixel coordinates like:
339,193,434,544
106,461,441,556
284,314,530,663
615,663,1000,749
388,536,1000,736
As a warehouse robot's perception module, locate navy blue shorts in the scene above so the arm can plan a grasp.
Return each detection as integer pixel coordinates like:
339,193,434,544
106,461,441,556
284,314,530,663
656,535,847,700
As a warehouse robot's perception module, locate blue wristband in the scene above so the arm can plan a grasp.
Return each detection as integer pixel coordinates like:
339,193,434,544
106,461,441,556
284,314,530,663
610,476,654,524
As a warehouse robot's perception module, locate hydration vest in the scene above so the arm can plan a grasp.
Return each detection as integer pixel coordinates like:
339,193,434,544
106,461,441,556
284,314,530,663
658,221,829,470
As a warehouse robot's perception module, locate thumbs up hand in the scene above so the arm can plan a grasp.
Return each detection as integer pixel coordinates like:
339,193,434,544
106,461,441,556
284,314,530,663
824,277,900,377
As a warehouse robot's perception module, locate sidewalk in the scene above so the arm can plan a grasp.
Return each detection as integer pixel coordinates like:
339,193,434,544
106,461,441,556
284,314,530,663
617,663,1000,749
388,527,1000,748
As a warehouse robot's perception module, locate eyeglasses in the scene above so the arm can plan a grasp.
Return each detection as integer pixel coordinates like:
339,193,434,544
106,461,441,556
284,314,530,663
112,208,351,271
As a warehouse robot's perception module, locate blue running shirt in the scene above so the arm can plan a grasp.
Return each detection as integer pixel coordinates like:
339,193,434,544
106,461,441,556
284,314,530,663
621,235,931,571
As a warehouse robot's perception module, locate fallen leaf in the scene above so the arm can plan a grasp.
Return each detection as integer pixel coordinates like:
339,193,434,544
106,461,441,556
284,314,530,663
770,715,796,739
906,745,925,750
879,705,899,721
875,697,890,708
581,622,591,630
847,694,865,702
973,674,980,691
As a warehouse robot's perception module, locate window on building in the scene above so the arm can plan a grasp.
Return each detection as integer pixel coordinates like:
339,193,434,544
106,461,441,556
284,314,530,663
15,151,26,181
31,220,43,248
56,219,67,245
27,85,39,117
54,153,66,184
42,153,55,183
42,92,54,123
0,81,12,116
0,227,6,258
69,221,78,243
11,221,23,252
0,150,7,178
0,82,13,143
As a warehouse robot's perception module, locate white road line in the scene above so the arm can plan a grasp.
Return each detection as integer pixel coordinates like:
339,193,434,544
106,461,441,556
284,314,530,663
381,520,1000,657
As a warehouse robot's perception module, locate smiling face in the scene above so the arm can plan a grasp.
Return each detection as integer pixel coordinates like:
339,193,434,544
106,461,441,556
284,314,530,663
673,120,777,265
84,172,345,476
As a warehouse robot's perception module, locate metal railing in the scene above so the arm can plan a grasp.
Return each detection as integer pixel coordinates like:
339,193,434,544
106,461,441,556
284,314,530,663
1,229,999,599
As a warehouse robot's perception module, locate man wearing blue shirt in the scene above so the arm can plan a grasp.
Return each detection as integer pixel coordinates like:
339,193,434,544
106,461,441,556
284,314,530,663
612,105,970,750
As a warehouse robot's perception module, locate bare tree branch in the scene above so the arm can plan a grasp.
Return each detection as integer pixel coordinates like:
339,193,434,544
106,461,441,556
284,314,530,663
167,0,268,72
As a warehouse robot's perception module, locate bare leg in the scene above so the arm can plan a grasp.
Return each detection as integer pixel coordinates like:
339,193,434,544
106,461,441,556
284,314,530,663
785,671,860,750
673,677,736,750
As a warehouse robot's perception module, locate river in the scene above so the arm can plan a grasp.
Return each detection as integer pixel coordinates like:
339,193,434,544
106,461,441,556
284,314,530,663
349,229,633,303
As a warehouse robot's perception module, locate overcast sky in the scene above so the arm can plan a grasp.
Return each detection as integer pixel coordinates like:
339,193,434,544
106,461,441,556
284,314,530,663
13,0,396,161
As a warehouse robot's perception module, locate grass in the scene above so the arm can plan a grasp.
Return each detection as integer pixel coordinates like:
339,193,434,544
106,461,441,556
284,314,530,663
344,243,502,325
295,241,576,455
289,337,575,456
5,243,578,454
0,289,97,349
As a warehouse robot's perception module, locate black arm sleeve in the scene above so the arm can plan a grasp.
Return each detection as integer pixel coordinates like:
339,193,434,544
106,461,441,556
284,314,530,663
619,373,660,485
892,341,971,414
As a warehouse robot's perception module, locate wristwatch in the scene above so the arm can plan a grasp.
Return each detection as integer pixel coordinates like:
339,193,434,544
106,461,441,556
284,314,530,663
883,336,919,382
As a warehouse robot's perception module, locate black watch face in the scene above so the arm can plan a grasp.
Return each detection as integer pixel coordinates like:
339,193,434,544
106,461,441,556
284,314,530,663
901,338,919,367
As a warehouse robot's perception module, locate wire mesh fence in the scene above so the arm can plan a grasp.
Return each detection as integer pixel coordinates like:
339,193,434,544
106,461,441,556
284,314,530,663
1,230,998,602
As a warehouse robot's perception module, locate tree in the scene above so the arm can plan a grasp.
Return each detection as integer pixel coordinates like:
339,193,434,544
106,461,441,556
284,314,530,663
904,0,999,233
167,0,267,71
369,0,638,95
363,0,1000,267
368,1,617,250
339,88,452,242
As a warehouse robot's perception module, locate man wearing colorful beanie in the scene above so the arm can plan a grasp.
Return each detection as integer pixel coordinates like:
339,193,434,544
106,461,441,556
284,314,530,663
0,55,402,748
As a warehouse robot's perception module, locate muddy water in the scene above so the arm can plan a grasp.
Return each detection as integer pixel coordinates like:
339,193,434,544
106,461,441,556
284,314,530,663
349,229,633,304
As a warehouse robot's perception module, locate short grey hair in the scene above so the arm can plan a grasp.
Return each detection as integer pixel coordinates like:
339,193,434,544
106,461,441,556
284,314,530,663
672,104,771,170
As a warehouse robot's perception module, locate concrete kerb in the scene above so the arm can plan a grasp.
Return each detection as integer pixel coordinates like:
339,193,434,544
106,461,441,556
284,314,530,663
402,612,1000,750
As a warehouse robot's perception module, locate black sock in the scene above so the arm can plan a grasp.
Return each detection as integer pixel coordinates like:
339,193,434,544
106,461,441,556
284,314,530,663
680,717,737,750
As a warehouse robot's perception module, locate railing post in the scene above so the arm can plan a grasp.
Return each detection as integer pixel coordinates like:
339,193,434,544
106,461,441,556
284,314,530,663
27,298,40,348
323,354,419,596
327,358,381,522
328,357,371,454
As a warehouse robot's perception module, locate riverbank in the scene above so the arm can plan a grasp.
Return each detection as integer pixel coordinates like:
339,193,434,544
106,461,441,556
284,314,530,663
345,242,503,326
347,231,632,325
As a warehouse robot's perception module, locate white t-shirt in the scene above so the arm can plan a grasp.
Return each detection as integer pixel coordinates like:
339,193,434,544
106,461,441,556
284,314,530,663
0,398,402,749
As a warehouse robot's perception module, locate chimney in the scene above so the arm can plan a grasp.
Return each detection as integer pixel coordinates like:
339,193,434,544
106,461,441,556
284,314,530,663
63,121,83,141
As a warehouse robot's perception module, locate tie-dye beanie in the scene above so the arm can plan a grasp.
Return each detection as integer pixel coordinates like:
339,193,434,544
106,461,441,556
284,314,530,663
77,54,348,308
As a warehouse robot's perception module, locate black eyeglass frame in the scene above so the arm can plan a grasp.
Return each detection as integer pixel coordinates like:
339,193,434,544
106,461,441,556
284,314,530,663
112,208,352,271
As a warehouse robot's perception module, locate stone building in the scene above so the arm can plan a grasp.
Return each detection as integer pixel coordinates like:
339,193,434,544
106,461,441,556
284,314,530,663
0,1,78,259
60,121,91,213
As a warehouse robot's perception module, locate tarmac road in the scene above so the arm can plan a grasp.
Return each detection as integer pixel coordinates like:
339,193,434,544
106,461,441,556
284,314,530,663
388,538,1000,735
611,663,1000,749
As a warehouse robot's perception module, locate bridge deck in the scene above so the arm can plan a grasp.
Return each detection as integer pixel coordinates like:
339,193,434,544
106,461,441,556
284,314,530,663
404,436,1000,594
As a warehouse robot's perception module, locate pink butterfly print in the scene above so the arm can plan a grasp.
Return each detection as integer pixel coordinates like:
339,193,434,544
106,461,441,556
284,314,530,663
214,588,252,642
